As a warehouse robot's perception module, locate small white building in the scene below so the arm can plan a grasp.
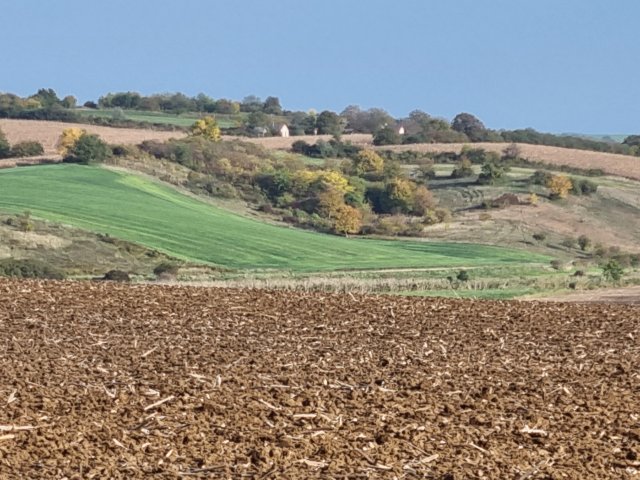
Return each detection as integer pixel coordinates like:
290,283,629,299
278,124,290,138
398,125,405,135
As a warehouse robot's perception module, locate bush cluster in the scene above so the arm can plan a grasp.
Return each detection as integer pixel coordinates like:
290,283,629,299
0,259,65,279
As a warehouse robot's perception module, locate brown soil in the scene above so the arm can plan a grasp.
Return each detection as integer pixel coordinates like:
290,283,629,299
1,279,638,478
0,119,186,155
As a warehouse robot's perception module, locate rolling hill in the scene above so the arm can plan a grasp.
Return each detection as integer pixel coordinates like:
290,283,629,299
0,164,547,272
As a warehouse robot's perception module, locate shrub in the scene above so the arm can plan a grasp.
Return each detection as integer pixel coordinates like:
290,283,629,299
477,160,508,185
291,140,310,154
373,126,402,146
10,141,44,157
0,259,65,279
602,260,624,282
153,262,180,277
65,133,111,164
547,174,572,199
102,270,130,282
16,211,33,232
456,270,470,282
0,128,10,159
530,170,552,186
532,232,546,242
450,158,474,178
550,260,563,270
570,178,598,196
577,234,591,251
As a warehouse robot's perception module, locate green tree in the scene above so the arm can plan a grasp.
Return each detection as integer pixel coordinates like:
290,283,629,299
246,111,269,130
316,111,343,136
193,93,216,112
66,133,111,164
32,88,61,108
477,159,508,185
241,95,263,113
451,112,487,141
373,126,402,146
263,96,282,115
61,95,77,109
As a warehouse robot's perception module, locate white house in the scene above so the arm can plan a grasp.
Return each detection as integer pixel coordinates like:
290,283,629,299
398,125,405,135
278,124,290,137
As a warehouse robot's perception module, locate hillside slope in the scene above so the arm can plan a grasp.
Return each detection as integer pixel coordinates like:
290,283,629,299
0,164,546,272
2,120,638,180
376,142,640,180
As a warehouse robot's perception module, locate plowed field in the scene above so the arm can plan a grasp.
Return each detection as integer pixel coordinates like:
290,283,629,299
1,280,639,479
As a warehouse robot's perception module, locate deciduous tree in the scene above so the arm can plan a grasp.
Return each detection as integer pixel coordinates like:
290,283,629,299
352,149,384,175
546,174,572,199
190,116,221,141
332,204,362,235
451,112,487,141
66,133,110,164
57,128,86,155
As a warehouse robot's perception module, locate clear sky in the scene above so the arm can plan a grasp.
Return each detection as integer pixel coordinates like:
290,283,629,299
1,0,638,133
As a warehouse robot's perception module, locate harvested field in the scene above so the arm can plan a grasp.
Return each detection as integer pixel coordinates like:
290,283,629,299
378,142,640,181
0,119,186,155
1,280,639,478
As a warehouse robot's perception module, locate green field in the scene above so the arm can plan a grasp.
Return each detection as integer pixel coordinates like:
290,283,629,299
76,109,241,129
0,165,549,272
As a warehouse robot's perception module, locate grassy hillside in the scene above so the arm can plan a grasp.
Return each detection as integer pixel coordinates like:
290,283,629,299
0,165,547,272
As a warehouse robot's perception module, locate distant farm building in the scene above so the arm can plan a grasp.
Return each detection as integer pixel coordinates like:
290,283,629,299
278,124,290,137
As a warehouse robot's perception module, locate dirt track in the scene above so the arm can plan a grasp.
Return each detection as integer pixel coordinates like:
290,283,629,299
1,280,638,478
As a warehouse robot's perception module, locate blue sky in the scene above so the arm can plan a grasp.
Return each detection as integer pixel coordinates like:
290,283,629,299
0,0,638,133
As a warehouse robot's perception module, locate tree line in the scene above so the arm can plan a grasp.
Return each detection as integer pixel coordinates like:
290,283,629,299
1,88,639,156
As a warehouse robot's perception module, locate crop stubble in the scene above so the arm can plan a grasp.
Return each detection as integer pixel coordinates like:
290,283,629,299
0,280,638,478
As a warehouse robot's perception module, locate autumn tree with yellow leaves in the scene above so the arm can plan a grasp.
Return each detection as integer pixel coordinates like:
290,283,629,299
189,116,221,141
352,149,384,176
332,204,363,235
57,128,86,155
546,174,572,199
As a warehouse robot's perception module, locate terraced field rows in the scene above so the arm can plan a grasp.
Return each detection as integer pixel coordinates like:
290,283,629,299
0,280,638,478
